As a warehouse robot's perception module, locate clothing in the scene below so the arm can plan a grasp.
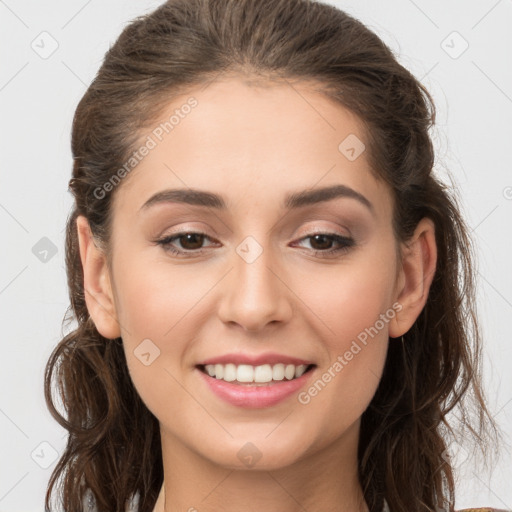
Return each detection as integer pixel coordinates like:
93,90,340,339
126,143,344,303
383,499,509,512
383,498,510,512
457,509,511,512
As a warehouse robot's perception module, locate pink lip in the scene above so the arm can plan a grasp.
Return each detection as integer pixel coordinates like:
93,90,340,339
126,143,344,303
195,365,316,409
196,352,314,367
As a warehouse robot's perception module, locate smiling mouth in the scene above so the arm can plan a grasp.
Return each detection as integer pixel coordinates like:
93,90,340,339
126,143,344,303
196,363,317,386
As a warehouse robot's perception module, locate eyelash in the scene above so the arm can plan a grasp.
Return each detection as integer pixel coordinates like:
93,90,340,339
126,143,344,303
154,231,355,258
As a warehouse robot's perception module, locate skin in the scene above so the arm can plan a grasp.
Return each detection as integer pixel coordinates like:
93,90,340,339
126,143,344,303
76,76,437,512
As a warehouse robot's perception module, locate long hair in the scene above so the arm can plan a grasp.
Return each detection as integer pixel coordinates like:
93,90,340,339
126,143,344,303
44,0,501,510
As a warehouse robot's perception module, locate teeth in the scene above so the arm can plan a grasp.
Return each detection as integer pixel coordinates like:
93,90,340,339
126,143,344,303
202,363,310,383
273,363,285,381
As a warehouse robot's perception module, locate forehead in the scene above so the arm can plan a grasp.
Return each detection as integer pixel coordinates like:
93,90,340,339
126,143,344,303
111,76,392,220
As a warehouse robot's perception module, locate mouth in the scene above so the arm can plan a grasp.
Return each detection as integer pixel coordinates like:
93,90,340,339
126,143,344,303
195,362,317,386
195,361,318,408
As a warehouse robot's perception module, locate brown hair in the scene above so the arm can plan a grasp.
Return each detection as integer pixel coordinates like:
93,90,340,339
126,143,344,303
44,0,501,511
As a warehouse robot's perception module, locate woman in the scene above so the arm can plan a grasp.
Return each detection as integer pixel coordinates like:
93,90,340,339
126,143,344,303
44,0,505,511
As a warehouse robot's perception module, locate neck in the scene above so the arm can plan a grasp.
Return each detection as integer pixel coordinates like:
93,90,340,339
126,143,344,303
153,420,369,512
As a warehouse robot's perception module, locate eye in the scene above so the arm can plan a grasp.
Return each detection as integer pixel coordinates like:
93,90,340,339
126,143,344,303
155,231,217,256
292,232,355,257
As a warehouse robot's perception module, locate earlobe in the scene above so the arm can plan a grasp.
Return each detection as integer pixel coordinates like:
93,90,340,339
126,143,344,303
388,217,437,338
76,215,121,340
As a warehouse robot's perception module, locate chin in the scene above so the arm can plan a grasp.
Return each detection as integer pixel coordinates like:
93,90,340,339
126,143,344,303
197,433,313,471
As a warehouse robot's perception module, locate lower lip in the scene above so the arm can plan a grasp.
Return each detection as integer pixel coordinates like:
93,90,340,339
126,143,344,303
196,366,315,409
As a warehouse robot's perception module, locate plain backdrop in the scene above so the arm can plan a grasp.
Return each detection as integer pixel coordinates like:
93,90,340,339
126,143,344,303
1,0,511,510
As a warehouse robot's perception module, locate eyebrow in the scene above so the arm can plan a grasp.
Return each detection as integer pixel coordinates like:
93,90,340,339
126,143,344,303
139,184,374,214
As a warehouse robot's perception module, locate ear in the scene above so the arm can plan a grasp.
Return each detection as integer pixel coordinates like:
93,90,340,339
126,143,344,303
76,215,121,339
388,217,437,338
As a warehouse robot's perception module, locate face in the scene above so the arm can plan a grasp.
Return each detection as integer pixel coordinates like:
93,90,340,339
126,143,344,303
80,76,431,471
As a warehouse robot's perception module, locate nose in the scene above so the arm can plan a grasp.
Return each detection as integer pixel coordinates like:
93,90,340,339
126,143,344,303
217,239,293,332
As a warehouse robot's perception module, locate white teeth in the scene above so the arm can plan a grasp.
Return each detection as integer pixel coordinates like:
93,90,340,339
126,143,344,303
254,364,273,382
214,364,224,379
223,363,236,382
285,364,296,380
295,364,307,378
202,363,311,383
272,363,285,381
236,364,254,382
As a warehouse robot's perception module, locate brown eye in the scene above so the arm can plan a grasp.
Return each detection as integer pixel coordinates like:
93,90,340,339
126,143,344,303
155,231,216,257
176,233,206,250
293,232,355,258
308,234,335,251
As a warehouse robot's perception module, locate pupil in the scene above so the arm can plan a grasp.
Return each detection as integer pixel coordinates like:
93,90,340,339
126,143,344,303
182,233,203,250
311,234,331,250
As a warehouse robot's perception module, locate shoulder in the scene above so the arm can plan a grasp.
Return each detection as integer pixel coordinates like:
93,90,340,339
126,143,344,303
457,508,511,512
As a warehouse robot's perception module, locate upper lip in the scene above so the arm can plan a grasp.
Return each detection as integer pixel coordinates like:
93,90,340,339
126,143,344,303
196,352,315,367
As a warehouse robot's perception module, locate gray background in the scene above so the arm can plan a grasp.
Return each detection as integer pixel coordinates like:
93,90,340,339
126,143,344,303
0,0,511,510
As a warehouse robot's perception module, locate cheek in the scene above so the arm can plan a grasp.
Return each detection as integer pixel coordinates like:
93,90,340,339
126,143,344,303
113,251,213,343
297,249,397,347
111,254,208,401
297,282,391,440
292,250,395,410
113,264,203,421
